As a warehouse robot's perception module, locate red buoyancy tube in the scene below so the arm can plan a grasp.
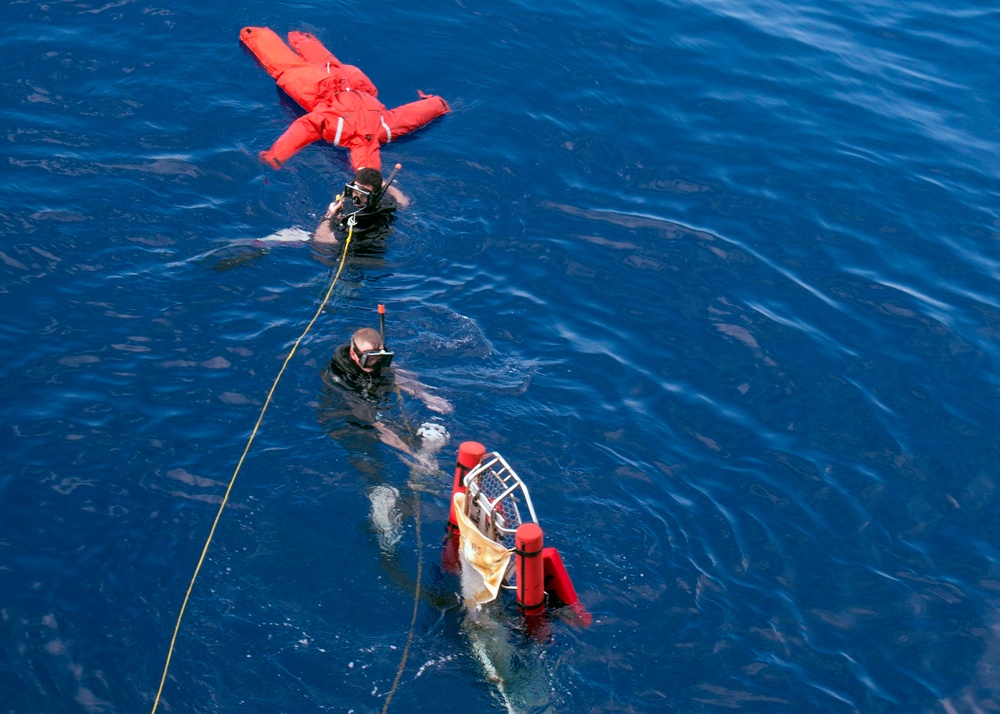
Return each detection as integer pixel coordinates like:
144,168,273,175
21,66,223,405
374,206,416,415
543,547,592,626
442,442,487,575
448,442,486,530
516,523,546,617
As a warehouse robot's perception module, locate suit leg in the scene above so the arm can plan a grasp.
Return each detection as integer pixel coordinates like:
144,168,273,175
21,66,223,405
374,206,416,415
240,27,307,78
288,31,379,96
288,31,341,65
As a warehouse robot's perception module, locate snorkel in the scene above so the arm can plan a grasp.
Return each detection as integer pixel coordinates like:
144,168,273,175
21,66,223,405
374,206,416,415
369,303,394,368
374,163,401,205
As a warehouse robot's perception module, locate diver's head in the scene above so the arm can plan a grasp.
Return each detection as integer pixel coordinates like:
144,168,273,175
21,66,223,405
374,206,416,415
346,167,384,209
354,168,383,194
350,327,393,372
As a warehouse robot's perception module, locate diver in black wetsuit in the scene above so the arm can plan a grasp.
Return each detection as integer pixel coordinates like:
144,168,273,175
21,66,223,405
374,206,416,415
313,167,406,252
319,314,452,461
326,324,452,414
319,318,451,557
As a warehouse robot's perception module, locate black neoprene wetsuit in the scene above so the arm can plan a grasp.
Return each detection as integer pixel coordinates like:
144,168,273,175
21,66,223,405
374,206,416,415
328,343,392,400
329,192,398,252
318,343,397,465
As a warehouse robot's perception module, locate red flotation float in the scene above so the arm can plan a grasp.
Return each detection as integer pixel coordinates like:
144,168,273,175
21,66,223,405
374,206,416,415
445,442,592,630
240,26,450,171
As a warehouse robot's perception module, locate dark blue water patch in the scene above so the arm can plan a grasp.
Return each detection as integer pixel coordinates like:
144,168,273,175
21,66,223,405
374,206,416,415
4,0,1000,710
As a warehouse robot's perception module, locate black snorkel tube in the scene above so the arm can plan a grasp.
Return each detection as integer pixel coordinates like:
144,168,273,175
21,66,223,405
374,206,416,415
374,163,402,206
378,302,387,347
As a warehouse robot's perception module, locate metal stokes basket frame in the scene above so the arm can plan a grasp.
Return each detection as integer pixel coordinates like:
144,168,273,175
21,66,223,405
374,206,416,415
462,451,539,588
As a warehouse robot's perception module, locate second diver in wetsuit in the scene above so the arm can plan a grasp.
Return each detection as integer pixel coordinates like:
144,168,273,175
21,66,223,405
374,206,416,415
319,320,452,553
314,167,407,253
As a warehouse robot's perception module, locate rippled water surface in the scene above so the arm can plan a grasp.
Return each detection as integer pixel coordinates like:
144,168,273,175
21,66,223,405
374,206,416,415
2,0,999,711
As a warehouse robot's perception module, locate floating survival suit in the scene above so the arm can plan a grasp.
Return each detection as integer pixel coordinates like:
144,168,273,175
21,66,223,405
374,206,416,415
240,26,450,171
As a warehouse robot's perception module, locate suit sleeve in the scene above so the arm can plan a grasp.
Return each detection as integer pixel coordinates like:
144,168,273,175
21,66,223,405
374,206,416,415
259,111,327,169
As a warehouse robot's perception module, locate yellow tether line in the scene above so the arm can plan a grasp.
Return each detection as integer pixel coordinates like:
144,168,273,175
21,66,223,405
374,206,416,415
381,387,425,714
150,222,354,713
382,491,422,714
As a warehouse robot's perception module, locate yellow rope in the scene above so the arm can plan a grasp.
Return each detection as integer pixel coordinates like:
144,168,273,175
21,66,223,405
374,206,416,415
381,491,422,714
380,387,425,713
150,223,354,713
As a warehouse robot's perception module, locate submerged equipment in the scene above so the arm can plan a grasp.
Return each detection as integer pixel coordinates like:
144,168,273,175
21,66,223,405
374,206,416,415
444,442,592,629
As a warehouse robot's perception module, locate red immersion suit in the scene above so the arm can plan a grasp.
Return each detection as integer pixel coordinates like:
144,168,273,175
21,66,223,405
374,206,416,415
240,26,450,171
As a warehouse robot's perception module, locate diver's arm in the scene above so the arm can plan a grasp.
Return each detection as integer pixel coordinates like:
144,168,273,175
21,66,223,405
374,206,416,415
394,368,453,414
313,199,343,244
386,184,409,209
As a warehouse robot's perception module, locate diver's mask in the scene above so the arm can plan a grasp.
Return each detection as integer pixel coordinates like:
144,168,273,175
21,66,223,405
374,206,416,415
344,182,375,211
351,339,394,371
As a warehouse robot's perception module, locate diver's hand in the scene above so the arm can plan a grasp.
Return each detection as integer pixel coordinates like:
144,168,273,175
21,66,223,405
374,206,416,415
422,393,454,415
324,197,343,219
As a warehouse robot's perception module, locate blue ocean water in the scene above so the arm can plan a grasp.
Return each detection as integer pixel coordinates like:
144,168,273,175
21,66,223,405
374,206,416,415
2,0,999,711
